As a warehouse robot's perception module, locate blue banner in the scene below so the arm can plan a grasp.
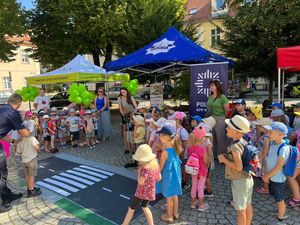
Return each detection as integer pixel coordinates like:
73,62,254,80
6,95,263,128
190,63,228,117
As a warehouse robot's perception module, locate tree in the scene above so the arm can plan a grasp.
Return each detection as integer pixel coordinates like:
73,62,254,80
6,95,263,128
0,0,26,61
221,0,300,103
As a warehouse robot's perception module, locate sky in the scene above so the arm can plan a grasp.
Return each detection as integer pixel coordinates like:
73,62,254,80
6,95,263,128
17,0,35,10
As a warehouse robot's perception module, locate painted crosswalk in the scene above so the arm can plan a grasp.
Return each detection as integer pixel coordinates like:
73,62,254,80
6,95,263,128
36,165,114,197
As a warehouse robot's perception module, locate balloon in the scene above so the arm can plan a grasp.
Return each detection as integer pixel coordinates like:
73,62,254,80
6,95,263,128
70,89,79,97
82,91,90,99
78,84,86,93
132,79,138,85
15,90,22,95
75,96,82,104
68,96,76,102
123,82,130,89
83,99,90,106
87,92,94,100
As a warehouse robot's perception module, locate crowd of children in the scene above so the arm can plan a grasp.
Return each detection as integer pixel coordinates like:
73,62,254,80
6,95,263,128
122,100,300,225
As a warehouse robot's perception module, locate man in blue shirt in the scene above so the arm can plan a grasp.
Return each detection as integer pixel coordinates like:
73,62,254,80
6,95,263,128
0,94,30,213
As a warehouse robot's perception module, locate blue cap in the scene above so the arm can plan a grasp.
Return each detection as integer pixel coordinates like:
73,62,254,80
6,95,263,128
263,122,288,135
270,109,284,117
234,99,246,105
271,102,283,109
156,125,176,136
191,115,203,123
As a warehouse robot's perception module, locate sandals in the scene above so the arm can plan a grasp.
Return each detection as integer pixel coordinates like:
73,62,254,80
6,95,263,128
255,186,269,194
173,214,180,220
287,198,300,208
161,214,173,224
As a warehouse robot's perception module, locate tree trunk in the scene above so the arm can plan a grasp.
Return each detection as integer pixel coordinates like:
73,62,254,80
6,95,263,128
92,51,100,66
269,74,274,104
103,42,113,67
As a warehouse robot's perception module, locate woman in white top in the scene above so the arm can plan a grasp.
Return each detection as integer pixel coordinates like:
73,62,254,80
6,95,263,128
33,89,50,113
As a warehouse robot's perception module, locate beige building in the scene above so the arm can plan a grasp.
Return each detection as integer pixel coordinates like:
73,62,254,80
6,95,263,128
0,35,41,92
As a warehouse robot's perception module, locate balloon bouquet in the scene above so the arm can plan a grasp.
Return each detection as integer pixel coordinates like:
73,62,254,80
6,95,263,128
15,86,40,102
122,79,139,96
67,83,95,106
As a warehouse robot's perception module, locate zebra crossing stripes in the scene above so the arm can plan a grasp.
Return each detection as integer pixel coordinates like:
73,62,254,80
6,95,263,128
36,165,114,197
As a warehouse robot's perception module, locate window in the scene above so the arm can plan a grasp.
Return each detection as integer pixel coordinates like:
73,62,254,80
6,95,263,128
21,49,30,64
3,77,12,90
211,27,222,47
189,8,199,15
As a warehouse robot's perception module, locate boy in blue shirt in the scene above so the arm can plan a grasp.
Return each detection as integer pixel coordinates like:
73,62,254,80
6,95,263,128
262,122,290,225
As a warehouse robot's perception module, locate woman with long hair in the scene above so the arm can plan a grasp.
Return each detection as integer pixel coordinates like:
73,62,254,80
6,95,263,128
206,80,229,156
94,87,112,140
118,88,137,153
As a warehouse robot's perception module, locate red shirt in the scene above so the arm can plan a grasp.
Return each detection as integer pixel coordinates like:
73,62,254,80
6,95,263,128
48,120,56,135
135,167,160,201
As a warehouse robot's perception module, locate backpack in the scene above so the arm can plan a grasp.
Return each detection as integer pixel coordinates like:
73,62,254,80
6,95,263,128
185,153,199,175
233,139,260,175
277,143,299,177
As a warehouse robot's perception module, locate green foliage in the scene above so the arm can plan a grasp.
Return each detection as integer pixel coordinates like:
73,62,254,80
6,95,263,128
0,0,26,61
172,70,190,101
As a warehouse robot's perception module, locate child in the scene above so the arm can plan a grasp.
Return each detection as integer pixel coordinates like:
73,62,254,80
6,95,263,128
218,115,253,225
17,123,42,198
126,115,135,154
133,115,146,147
66,108,80,149
187,127,209,211
32,111,41,140
247,106,263,146
156,125,182,223
78,110,86,147
42,115,50,152
122,144,161,225
255,118,272,194
48,112,57,150
262,122,290,224
231,99,247,118
57,111,68,148
91,109,99,143
84,110,95,148
24,111,35,137
146,118,160,157
190,115,202,128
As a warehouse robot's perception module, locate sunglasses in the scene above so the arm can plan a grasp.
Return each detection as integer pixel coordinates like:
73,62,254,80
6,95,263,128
98,90,104,93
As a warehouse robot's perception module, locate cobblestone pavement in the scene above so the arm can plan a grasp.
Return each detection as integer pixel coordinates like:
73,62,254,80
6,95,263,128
1,112,300,225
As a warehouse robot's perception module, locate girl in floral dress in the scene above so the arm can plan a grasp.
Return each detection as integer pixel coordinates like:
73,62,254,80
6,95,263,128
122,144,161,225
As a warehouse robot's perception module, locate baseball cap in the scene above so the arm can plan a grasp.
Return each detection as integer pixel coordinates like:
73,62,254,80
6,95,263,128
174,111,187,121
191,115,202,123
250,106,263,119
156,125,176,136
234,99,246,105
25,111,32,117
43,115,49,119
85,110,91,114
154,117,166,127
193,127,206,139
270,109,284,117
292,102,300,108
271,102,283,109
69,108,76,113
263,122,288,135
294,111,300,116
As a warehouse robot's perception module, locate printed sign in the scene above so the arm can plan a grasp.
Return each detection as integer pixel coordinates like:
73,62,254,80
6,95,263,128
150,83,164,107
146,38,175,55
190,63,228,117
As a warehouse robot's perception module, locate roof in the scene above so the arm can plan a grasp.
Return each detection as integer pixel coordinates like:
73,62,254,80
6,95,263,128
277,46,300,72
5,34,33,46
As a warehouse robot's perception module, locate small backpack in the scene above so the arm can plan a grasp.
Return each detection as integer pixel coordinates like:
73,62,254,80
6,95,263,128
277,143,299,177
233,139,260,175
185,153,199,175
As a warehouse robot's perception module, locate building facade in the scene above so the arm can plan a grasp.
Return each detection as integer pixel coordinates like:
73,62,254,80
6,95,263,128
0,35,41,92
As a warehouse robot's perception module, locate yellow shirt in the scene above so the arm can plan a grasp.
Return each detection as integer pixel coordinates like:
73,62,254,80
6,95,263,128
134,126,145,144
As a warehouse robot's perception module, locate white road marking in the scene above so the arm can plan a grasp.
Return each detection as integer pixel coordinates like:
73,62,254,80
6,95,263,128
59,172,95,185
39,166,45,168
66,170,101,182
36,181,70,196
49,169,55,172
120,194,130,200
44,178,79,192
73,168,108,179
79,165,114,176
52,175,87,189
102,187,112,192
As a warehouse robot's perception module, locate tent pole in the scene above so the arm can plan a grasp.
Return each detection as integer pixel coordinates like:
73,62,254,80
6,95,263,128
278,68,281,102
282,70,285,105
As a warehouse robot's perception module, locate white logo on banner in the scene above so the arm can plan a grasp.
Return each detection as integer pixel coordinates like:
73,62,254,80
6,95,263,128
146,38,175,55
194,69,220,97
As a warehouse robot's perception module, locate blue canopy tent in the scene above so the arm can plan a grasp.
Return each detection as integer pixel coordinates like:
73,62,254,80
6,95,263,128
105,27,234,75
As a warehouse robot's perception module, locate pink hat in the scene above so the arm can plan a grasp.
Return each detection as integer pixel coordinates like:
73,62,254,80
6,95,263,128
79,110,85,115
193,127,206,139
175,111,187,121
145,118,155,123
25,111,32,117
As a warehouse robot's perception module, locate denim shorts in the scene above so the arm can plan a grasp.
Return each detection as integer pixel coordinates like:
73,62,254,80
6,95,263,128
269,181,285,202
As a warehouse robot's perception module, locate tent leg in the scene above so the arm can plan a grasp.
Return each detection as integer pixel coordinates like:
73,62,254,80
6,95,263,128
282,70,285,105
278,68,281,102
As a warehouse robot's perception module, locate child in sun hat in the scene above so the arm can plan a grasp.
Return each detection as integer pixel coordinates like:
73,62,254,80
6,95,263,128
78,110,86,147
48,112,57,151
218,115,253,225
66,108,80,149
122,144,161,225
151,117,167,159
231,99,247,118
187,127,209,211
262,122,290,224
133,115,146,147
84,110,95,149
57,111,68,148
247,106,263,146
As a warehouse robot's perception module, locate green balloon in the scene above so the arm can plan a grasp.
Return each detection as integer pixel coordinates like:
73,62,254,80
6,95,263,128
70,90,79,97
83,99,90,106
75,96,82,104
15,90,22,95
87,92,94,100
82,91,90,99
68,96,75,102
123,82,130,89
78,84,86,93
132,79,138,85
22,96,28,102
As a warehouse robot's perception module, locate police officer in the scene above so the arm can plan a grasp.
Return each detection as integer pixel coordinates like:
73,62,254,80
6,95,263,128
0,94,30,213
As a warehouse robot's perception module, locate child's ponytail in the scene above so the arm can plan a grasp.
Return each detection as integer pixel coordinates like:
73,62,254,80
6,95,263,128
171,134,183,156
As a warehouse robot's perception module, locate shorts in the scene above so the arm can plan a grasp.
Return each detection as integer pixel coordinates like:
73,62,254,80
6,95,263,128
269,181,285,202
80,130,85,140
129,196,149,210
231,178,254,210
23,158,38,177
70,131,80,141
44,135,50,141
58,129,68,139
126,131,134,144
86,131,95,138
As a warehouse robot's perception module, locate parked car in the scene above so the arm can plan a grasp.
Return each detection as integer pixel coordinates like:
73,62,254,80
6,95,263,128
140,84,174,100
50,92,71,109
107,86,122,100
284,81,300,98
0,90,13,105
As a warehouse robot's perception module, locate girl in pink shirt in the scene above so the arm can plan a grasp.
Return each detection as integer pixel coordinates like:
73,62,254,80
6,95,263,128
187,127,209,211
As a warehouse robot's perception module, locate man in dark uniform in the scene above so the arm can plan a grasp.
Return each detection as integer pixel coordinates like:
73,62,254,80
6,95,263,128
0,94,30,213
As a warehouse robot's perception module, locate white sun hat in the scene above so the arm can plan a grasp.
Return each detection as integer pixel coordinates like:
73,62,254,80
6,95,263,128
154,117,166,128
133,115,145,126
225,115,250,134
132,144,156,162
137,102,148,109
202,116,216,129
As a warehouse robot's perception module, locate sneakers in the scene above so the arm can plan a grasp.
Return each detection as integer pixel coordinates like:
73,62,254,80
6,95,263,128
267,217,287,225
0,205,12,213
2,193,22,205
182,182,191,190
198,203,209,212
255,186,269,194
204,190,214,197
27,189,42,198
